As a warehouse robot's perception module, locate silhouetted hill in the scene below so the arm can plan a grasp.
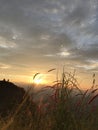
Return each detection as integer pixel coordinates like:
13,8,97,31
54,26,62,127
0,80,25,117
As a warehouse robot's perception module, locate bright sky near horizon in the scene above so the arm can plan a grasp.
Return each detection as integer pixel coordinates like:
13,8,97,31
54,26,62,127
0,0,98,89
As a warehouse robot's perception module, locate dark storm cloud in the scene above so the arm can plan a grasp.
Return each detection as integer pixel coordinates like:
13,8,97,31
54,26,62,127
0,0,98,73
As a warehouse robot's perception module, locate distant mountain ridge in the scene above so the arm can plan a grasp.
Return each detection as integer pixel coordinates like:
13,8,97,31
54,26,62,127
0,80,25,117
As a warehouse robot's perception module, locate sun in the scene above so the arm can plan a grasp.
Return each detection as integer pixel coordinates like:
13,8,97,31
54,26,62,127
32,73,47,85
33,78,43,84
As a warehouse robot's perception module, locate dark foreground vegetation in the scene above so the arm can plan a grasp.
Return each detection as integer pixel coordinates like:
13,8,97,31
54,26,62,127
0,72,98,130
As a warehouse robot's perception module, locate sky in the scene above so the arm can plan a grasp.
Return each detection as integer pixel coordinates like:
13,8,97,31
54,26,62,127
0,0,98,89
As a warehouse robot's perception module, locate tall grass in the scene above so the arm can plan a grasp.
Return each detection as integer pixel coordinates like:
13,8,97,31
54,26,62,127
0,70,98,130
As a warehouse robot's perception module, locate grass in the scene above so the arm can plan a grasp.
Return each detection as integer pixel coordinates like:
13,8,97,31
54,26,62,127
0,70,98,130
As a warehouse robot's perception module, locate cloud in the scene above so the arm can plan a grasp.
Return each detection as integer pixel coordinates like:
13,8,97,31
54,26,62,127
0,0,98,77
0,36,16,48
0,63,11,69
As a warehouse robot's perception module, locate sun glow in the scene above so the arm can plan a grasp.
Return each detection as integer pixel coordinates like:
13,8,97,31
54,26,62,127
33,78,43,84
32,74,47,85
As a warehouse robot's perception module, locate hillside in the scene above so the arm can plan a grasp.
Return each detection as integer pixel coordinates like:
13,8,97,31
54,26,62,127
0,79,25,117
